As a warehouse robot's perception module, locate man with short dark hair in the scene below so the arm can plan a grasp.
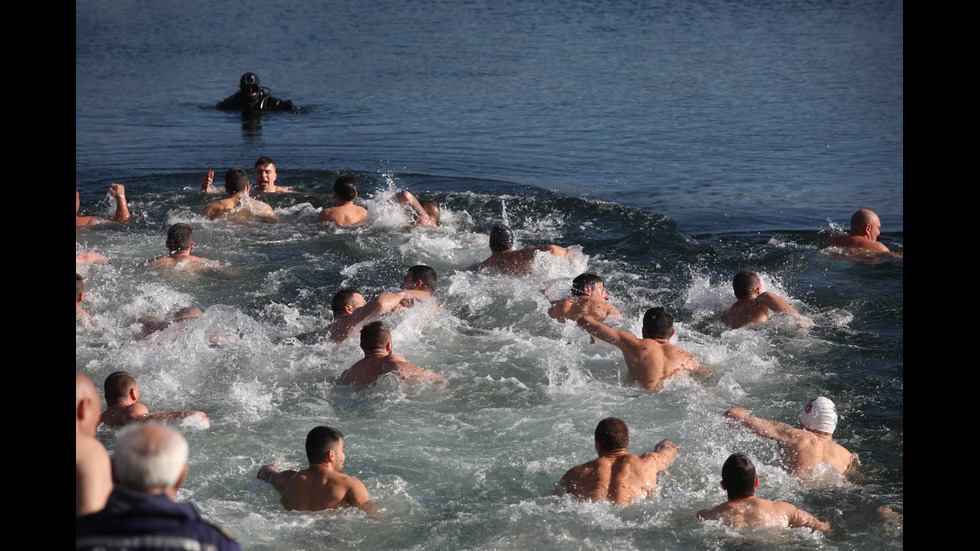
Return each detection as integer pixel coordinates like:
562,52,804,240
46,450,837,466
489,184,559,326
324,289,412,343
257,426,371,511
557,417,678,506
340,322,444,387
76,423,242,550
721,270,809,329
577,307,705,391
252,156,298,193
100,371,210,428
201,168,278,222
317,175,368,227
821,208,890,253
144,224,220,271
548,273,622,324
471,224,577,276
696,453,830,532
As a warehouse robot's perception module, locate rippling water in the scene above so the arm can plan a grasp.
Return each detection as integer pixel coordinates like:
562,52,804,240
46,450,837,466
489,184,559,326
77,1,902,549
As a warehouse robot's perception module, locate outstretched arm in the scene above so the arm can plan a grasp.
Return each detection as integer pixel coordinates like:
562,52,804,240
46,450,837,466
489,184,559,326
788,505,831,532
724,407,796,443
257,464,297,495
757,292,810,328
640,439,679,472
577,315,635,348
330,291,409,342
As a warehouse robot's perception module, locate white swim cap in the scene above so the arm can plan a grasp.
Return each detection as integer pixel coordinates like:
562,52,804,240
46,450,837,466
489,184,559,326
799,397,838,434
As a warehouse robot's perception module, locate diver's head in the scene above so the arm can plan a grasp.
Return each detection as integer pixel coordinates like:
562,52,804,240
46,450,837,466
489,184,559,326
240,72,261,95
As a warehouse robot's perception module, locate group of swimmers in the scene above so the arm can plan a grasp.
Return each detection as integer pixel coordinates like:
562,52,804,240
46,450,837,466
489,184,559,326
77,162,897,542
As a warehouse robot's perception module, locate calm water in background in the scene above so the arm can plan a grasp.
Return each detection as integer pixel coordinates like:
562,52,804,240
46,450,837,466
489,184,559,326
77,1,903,549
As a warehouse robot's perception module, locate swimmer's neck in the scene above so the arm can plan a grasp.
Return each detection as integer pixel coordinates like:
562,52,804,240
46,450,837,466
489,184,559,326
597,447,629,459
801,426,834,439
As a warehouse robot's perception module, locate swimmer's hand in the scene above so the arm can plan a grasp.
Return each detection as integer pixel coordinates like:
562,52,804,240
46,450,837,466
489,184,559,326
202,166,214,192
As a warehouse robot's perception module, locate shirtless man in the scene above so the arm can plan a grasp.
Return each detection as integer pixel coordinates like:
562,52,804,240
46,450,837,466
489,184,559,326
340,322,445,387
696,453,830,532
138,307,204,338
252,156,298,193
723,397,855,484
400,264,439,304
316,176,368,227
471,224,575,276
556,417,678,506
548,273,622,323
721,270,810,329
77,373,112,517
100,371,210,428
821,208,890,253
201,167,279,222
257,426,371,511
324,289,413,343
202,157,296,194
76,184,130,227
144,224,221,271
577,307,706,392
395,190,439,227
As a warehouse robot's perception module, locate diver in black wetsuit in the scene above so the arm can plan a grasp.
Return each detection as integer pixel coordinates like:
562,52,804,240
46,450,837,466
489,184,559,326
217,72,301,113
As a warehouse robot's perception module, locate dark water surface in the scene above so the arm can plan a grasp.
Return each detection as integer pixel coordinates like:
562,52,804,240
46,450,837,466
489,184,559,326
77,1,902,549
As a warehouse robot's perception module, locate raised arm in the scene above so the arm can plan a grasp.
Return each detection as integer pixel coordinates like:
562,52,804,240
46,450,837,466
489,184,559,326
201,166,214,192
107,184,131,223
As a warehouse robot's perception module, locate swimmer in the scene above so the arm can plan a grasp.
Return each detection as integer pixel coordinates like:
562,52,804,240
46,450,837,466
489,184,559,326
143,223,222,271
252,156,298,193
316,175,368,227
340,322,445,387
723,397,856,484
696,453,831,533
76,185,130,227
324,289,414,343
200,167,279,222
821,208,890,253
100,371,210,428
138,307,204,338
257,426,372,511
577,307,706,392
556,417,678,506
721,270,810,329
76,373,112,517
394,190,439,226
76,273,90,318
548,273,622,324
400,264,438,304
471,224,576,276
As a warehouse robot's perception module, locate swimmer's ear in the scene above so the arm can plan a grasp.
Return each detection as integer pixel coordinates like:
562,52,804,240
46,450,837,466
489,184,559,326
754,477,759,488
720,481,727,491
